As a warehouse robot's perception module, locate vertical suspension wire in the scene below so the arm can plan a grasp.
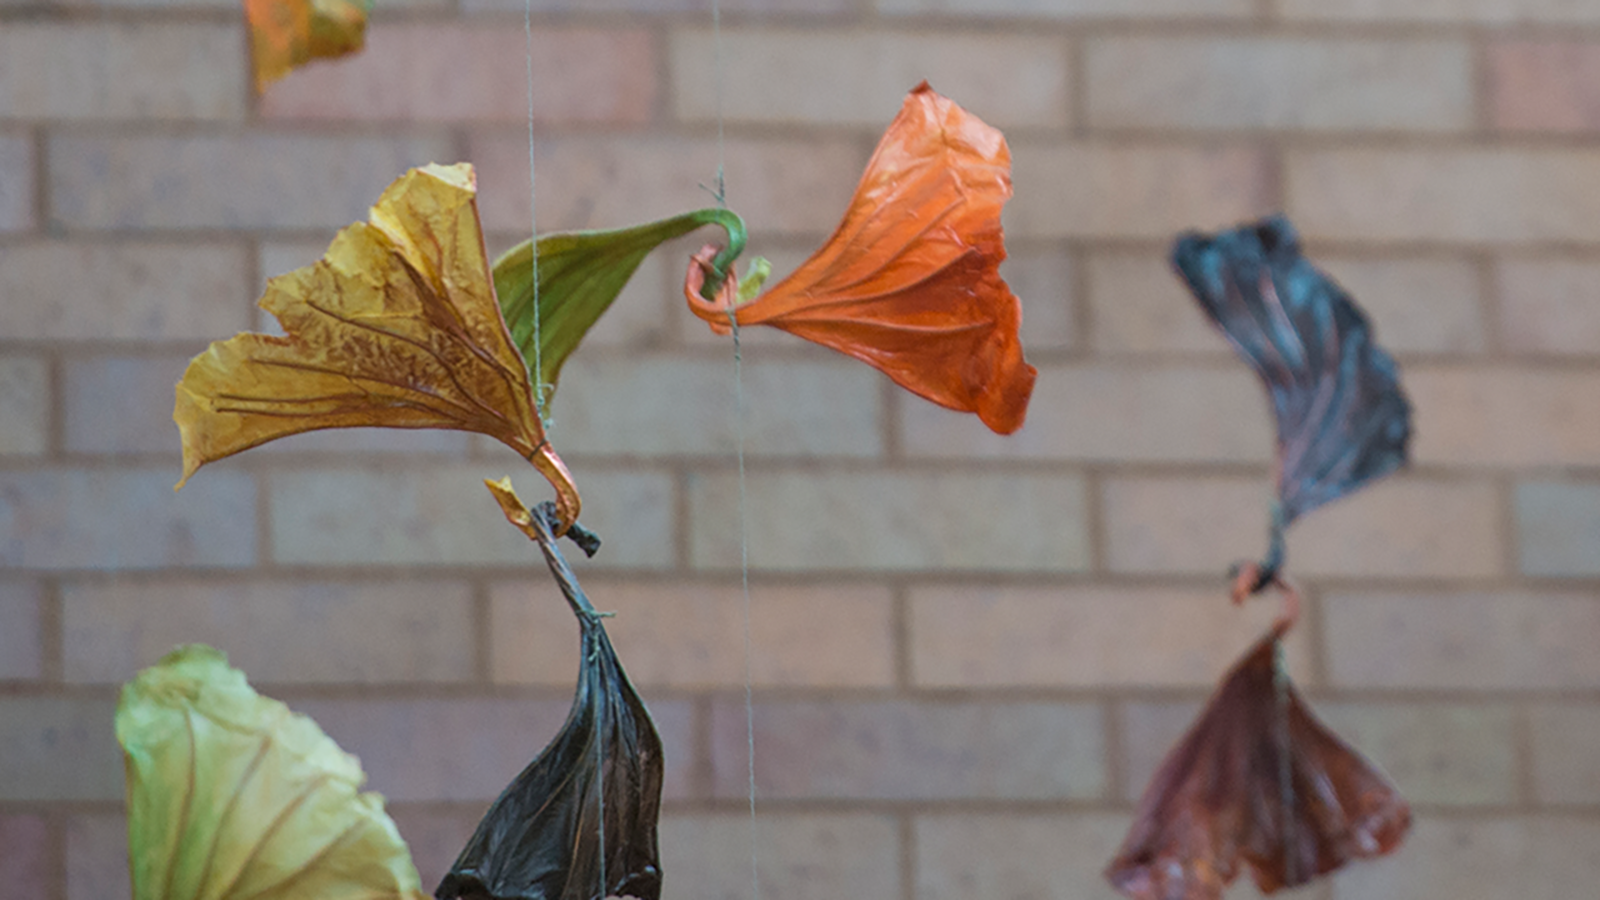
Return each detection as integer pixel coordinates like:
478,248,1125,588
525,1,603,894
708,2,759,898
524,0,548,427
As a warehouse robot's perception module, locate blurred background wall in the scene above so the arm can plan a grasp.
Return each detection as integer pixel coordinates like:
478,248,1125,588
4,0,1600,897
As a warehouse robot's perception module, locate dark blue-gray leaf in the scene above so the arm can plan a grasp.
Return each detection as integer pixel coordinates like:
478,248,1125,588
1172,215,1411,528
437,506,662,900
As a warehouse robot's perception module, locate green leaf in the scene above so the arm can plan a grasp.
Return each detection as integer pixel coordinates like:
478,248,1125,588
492,207,746,404
117,644,427,900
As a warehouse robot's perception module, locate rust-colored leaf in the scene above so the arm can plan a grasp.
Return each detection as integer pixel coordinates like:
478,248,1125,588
683,82,1036,435
245,0,373,92
174,162,579,531
1106,634,1410,900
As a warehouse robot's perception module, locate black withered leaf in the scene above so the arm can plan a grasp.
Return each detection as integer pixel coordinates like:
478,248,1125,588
437,503,663,900
1106,634,1411,900
1172,215,1411,529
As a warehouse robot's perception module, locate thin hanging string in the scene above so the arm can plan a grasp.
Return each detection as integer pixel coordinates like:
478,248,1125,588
707,1,759,898
525,3,600,894
524,0,549,427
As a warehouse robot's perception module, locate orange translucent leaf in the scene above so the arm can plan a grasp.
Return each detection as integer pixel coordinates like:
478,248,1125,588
245,0,373,92
174,163,579,531
683,82,1037,435
1106,635,1410,899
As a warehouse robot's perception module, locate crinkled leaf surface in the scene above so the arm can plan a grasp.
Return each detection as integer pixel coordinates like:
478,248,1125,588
494,209,745,403
440,485,663,900
174,162,579,530
245,0,373,91
118,644,427,900
683,81,1036,435
1172,215,1410,527
1106,635,1410,900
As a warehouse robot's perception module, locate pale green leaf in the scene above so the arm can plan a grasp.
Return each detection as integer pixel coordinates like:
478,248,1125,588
117,644,427,900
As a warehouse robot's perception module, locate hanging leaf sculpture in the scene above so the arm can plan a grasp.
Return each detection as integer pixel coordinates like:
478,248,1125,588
173,162,580,532
1106,629,1410,900
245,0,373,91
494,209,746,405
437,479,664,900
1171,215,1411,587
682,81,1037,435
118,644,428,900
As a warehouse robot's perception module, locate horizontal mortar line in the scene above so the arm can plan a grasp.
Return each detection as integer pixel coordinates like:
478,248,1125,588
662,796,1137,814
977,17,1600,40
37,121,463,141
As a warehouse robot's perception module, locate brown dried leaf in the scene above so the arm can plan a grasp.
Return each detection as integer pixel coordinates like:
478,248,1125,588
174,163,578,530
1107,634,1410,899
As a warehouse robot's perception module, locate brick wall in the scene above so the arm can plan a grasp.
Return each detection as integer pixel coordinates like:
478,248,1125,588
3,1,1600,898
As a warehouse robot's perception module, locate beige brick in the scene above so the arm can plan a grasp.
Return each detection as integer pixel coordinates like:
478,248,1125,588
913,813,1297,900
465,0,852,11
490,581,895,688
0,242,249,340
469,134,865,235
292,695,696,801
0,24,243,120
1531,704,1600,806
1517,481,1600,577
1288,478,1505,579
1005,247,1077,353
63,353,188,455
672,29,1069,129
1497,258,1600,355
1280,0,1600,23
1288,148,1600,244
688,470,1089,572
661,813,900,900
0,133,31,232
49,134,451,230
1317,702,1519,807
0,583,42,680
62,353,470,457
1489,41,1600,133
387,808,481,892
0,355,48,456
550,354,882,458
709,697,1106,800
1330,817,1600,900
269,466,673,569
1010,143,1273,240
879,0,1252,16
1405,367,1600,466
910,586,1316,688
0,697,121,801
66,814,128,900
1087,38,1471,132
1105,477,1504,579
1102,476,1273,576
1087,251,1231,355
0,816,49,900
897,363,1271,463
61,579,476,684
1090,251,1486,356
1323,591,1600,690
1321,256,1487,355
262,26,654,124
1118,699,1205,802
0,468,256,570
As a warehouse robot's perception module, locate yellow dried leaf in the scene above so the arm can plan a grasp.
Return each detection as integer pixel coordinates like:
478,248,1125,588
246,0,373,92
175,162,579,531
